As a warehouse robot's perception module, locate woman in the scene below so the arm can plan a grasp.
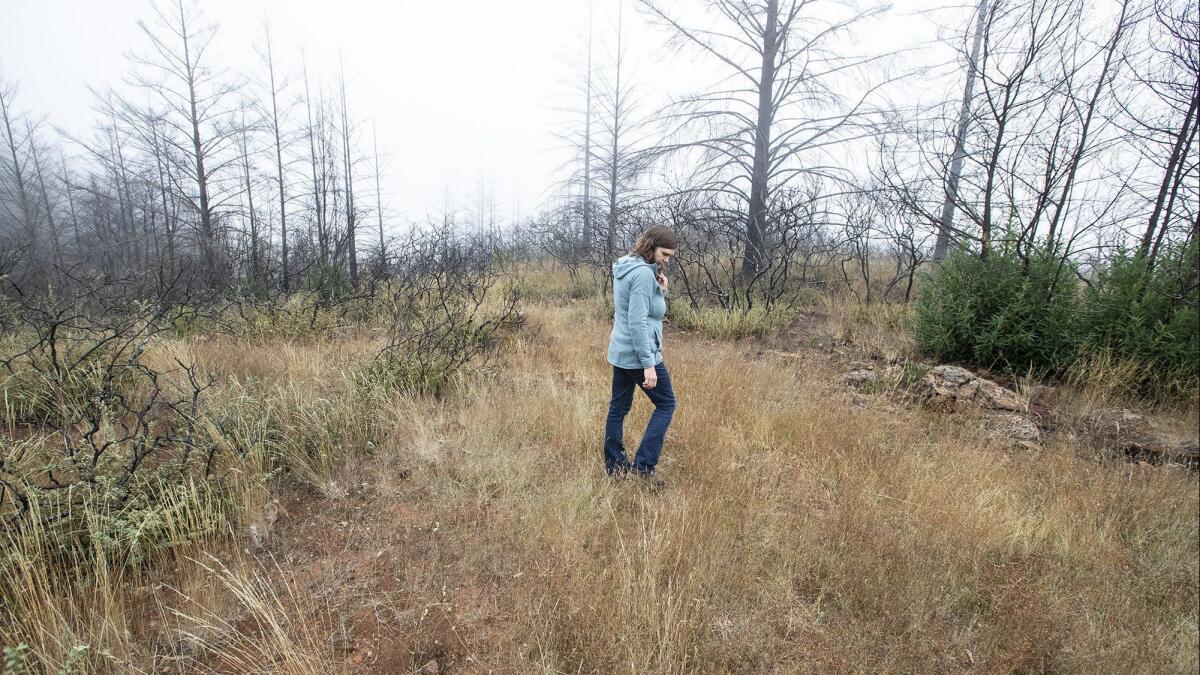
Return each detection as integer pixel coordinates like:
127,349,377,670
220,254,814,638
604,225,678,483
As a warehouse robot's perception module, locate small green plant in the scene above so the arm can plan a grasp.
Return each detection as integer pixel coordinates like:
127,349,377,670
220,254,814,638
2,643,29,675
60,644,89,674
899,360,931,387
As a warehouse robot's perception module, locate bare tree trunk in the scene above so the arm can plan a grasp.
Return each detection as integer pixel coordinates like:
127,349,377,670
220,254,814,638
239,121,261,284
27,127,63,268
606,3,623,263
59,151,83,254
934,0,988,262
1149,117,1195,269
743,0,779,280
264,22,290,292
0,88,36,257
108,113,141,271
372,120,385,264
338,61,357,284
125,1,239,287
303,56,327,267
584,10,594,255
175,9,217,285
1045,0,1130,254
1139,82,1199,265
149,120,177,272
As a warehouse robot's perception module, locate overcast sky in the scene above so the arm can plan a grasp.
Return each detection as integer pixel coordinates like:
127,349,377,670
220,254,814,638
0,0,959,227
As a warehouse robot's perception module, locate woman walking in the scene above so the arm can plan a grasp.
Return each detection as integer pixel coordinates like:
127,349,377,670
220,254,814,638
604,225,678,483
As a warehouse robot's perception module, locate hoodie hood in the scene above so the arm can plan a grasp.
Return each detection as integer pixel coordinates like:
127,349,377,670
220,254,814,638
613,255,655,280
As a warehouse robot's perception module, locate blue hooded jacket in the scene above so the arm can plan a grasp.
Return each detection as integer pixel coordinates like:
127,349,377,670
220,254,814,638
607,255,666,369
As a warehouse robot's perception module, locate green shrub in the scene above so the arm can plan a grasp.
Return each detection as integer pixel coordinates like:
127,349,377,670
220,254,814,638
914,242,1199,400
1079,242,1199,398
913,248,1083,375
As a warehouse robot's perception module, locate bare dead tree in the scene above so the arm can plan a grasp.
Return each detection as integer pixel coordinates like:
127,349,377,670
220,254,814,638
370,119,388,269
146,112,180,273
596,0,653,267
125,0,244,290
882,0,1140,277
236,111,265,286
337,58,359,285
256,19,296,292
640,0,891,282
934,0,988,261
584,7,596,250
25,122,63,268
0,79,37,269
1127,0,1199,273
301,53,331,270
58,149,84,255
545,1,655,292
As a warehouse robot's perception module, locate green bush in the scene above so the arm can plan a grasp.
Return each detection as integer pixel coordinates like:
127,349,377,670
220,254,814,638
913,248,1083,375
914,242,1199,399
1079,242,1199,397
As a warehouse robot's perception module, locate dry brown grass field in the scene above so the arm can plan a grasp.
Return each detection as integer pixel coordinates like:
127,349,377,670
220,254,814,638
2,280,1197,673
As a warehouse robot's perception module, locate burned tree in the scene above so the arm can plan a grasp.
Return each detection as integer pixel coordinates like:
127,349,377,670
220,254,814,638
125,0,244,290
641,0,889,282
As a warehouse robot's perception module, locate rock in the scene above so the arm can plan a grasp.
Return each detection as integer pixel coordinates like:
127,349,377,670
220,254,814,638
917,365,1026,413
983,412,1043,445
1083,407,1146,439
248,524,266,550
975,378,1026,412
836,369,878,389
1082,408,1200,467
418,659,441,674
248,499,279,550
930,364,973,386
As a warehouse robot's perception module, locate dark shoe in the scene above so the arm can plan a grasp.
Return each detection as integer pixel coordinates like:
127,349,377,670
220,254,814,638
635,472,666,490
607,464,632,480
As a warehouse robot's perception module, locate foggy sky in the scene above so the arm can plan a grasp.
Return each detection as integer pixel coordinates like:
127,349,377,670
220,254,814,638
1,0,956,228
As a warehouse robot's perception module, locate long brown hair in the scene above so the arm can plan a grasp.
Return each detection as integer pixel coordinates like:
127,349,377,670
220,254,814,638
630,225,679,263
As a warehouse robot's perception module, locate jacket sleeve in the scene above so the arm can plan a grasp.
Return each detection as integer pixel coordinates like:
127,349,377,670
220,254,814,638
627,270,657,368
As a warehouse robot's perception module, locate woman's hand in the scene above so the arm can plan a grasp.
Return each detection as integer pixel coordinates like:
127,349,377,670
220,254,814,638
657,272,669,295
642,367,658,389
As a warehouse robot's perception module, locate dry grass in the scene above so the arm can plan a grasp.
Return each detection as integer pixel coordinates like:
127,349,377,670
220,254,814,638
400,301,1198,672
668,302,799,341
2,284,1196,672
813,291,915,363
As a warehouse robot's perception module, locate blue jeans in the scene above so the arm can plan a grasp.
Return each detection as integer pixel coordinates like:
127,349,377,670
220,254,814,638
604,361,676,475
